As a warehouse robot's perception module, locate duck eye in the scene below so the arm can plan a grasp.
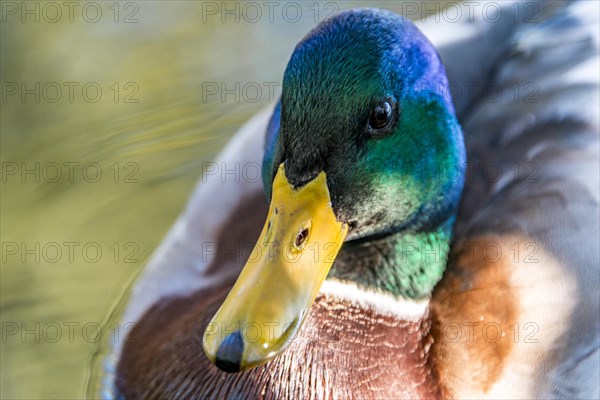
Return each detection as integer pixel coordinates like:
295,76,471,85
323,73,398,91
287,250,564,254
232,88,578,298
368,100,395,135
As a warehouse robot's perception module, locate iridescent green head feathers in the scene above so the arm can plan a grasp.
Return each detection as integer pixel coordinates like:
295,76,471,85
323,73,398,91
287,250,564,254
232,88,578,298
262,8,465,298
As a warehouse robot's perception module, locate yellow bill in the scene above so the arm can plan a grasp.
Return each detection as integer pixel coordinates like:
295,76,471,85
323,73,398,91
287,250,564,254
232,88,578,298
203,163,348,372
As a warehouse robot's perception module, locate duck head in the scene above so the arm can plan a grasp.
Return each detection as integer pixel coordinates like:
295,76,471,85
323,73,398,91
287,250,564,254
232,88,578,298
203,8,465,372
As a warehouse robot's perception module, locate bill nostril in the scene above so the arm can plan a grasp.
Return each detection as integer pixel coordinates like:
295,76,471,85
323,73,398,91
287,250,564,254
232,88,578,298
215,331,244,373
294,227,309,250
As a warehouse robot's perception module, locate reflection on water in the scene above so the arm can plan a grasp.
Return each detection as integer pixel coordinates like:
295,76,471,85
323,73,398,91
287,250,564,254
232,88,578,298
1,1,447,398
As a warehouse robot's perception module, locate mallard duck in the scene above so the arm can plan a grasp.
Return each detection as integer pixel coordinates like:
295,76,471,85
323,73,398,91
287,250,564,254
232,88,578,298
107,1,599,398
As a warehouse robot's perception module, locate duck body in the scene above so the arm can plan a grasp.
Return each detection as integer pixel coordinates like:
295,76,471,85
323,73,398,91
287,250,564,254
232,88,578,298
110,1,599,398
117,285,439,398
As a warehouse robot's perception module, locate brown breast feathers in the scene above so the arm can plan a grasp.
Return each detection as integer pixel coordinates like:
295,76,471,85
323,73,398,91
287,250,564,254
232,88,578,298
116,289,442,399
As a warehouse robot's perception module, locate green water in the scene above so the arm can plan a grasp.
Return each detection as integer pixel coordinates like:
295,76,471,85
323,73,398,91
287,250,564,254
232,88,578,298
0,1,450,398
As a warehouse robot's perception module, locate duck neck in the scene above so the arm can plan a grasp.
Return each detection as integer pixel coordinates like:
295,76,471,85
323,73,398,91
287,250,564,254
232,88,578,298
328,216,455,300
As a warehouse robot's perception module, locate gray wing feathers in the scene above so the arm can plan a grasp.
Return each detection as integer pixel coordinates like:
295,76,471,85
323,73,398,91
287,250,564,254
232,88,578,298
423,1,599,397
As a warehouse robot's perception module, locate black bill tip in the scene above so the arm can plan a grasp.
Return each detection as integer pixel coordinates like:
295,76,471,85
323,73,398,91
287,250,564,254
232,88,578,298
215,331,244,373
